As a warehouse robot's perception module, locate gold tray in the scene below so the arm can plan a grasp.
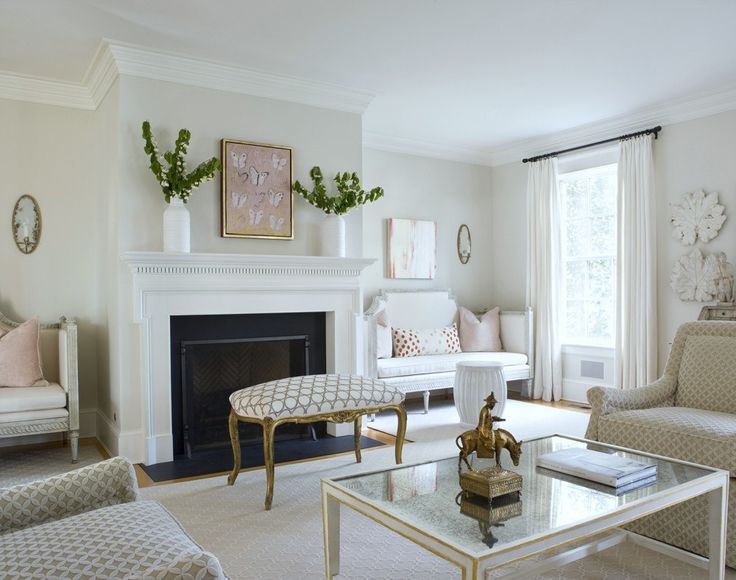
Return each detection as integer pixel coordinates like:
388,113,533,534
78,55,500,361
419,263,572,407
459,467,523,500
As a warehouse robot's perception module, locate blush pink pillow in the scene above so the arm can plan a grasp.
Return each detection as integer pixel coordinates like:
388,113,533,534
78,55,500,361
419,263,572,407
0,319,47,387
458,306,503,352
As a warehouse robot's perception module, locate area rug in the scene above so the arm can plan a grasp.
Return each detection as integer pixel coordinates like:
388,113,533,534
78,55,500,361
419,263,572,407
142,431,730,579
0,440,106,487
142,403,726,579
369,398,591,443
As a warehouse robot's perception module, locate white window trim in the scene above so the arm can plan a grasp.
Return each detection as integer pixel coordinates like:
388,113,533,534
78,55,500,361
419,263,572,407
559,154,617,349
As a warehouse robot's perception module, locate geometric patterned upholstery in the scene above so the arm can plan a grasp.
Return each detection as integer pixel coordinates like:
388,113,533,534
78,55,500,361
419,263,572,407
0,456,138,534
586,321,736,567
0,457,225,579
229,374,404,419
0,500,225,579
676,335,736,414
598,406,736,477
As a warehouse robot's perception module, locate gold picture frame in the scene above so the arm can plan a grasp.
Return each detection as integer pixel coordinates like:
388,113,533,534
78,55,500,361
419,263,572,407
221,139,294,240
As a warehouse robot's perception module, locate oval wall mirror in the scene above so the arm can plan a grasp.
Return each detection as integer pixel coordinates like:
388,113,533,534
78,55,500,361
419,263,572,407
457,224,471,264
12,194,42,254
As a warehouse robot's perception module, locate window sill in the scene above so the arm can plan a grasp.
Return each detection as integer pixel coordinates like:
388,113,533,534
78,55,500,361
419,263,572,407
561,343,614,357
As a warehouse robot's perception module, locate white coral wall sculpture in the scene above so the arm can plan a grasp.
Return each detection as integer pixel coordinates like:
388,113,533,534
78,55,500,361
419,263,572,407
670,249,719,301
670,190,726,245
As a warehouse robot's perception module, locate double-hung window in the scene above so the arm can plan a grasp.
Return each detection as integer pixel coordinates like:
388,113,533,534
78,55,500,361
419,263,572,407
559,163,617,347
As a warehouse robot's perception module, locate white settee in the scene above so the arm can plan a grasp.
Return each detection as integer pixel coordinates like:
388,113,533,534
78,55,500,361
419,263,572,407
363,290,533,412
0,312,79,461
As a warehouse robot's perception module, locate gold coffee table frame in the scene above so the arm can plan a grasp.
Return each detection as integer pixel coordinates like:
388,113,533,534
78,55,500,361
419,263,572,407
227,403,407,510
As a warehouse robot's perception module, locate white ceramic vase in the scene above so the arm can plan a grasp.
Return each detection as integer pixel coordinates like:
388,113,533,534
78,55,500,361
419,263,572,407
320,213,346,257
163,197,191,253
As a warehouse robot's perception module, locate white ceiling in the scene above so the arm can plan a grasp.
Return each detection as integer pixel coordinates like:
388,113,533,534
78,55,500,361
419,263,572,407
3,0,736,161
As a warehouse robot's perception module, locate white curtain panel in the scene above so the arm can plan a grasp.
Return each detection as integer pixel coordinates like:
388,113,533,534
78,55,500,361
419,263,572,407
615,134,658,389
526,158,562,401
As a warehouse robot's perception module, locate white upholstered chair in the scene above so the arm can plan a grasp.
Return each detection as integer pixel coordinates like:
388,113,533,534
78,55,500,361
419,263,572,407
0,312,79,462
586,321,736,568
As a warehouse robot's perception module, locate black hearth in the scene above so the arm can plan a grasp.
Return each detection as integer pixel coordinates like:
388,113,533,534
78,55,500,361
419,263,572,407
170,312,327,458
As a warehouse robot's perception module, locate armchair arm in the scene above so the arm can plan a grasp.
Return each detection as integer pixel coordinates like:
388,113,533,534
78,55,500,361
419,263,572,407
59,317,79,432
0,457,138,534
585,376,676,440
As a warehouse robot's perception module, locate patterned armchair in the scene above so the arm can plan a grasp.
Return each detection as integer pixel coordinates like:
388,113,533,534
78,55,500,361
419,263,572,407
586,321,736,567
0,457,225,579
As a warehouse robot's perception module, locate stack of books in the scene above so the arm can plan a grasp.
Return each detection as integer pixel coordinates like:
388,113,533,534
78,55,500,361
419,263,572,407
536,447,657,492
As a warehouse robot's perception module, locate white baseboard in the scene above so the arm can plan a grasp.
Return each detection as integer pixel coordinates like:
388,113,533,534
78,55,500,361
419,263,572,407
95,409,119,457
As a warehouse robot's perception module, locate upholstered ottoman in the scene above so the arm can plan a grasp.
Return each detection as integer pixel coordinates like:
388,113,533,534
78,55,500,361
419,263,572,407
227,374,406,509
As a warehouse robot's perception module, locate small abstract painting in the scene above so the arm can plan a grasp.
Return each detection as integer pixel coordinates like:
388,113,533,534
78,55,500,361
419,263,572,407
221,139,293,239
387,218,437,279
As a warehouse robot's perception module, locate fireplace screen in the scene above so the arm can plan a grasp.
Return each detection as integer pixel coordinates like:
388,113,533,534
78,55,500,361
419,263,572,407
180,336,309,457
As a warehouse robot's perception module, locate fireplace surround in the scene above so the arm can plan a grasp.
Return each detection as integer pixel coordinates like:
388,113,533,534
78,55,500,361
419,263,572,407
115,252,374,464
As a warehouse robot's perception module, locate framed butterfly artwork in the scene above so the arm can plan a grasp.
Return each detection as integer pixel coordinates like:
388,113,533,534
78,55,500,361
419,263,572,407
221,139,294,239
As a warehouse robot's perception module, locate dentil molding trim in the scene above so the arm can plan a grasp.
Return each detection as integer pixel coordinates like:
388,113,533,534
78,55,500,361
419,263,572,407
0,39,375,114
122,251,375,278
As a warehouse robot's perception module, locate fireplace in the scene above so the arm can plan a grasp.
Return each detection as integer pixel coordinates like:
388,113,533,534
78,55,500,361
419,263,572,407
170,312,326,458
119,252,373,464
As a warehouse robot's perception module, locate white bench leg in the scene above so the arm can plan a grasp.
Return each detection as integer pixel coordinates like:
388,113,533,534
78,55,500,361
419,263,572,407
423,390,430,414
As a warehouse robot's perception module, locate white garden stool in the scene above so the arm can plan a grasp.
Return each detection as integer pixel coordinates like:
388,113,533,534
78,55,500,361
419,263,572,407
453,361,507,425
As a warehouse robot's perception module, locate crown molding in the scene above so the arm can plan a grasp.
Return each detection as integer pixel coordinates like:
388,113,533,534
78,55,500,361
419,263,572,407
107,41,374,114
363,131,490,167
0,39,375,114
486,82,736,166
0,70,95,110
366,82,736,167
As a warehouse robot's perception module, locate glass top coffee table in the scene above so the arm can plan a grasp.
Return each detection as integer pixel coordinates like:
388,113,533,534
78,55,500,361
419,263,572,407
320,435,729,579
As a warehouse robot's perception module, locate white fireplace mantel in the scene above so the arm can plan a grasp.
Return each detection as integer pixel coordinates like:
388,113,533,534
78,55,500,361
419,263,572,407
117,251,375,465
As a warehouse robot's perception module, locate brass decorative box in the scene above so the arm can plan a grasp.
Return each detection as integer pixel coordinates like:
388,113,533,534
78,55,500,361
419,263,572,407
459,467,523,500
459,492,523,523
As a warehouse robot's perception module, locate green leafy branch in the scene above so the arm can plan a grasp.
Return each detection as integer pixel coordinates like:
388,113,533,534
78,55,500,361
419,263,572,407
293,166,384,215
141,121,221,203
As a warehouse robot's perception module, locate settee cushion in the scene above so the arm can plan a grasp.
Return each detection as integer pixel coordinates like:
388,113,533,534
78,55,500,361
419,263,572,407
598,406,736,476
377,352,527,379
0,408,68,424
0,500,224,579
0,383,65,414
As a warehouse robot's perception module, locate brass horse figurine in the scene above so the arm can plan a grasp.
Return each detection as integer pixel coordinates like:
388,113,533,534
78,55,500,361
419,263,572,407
456,427,523,471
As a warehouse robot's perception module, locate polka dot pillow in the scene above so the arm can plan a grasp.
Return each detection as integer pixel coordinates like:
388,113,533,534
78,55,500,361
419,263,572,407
392,324,462,357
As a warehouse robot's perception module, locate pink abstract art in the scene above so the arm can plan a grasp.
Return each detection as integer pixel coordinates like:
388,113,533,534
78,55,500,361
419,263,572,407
387,218,437,279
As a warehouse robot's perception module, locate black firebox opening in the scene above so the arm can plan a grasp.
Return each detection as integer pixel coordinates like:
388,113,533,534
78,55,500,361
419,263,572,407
170,312,327,459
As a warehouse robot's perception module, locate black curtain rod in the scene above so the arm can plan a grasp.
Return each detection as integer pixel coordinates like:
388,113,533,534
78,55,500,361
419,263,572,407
522,125,662,164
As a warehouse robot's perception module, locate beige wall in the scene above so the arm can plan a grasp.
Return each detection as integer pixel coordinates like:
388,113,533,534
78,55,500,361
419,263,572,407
362,148,493,311
487,109,736,376
0,98,109,433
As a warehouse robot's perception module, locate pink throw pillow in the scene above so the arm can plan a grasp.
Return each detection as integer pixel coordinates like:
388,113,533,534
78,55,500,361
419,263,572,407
0,319,47,387
392,324,462,358
458,306,503,352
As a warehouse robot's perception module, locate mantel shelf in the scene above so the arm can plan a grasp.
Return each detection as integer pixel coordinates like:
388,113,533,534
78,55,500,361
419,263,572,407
122,251,376,278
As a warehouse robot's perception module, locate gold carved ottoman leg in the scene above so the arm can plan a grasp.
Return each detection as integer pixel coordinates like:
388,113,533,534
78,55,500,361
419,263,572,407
394,404,407,464
354,414,362,463
227,410,241,486
262,417,276,510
